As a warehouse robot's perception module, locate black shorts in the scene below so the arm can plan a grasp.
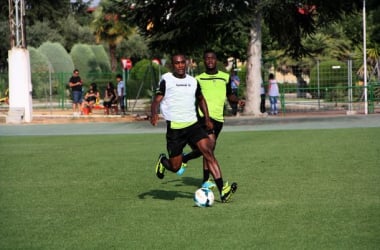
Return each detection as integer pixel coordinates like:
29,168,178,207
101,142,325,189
199,117,223,139
166,121,209,157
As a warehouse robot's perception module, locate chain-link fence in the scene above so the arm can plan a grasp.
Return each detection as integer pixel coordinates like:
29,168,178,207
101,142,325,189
262,59,380,114
1,59,379,115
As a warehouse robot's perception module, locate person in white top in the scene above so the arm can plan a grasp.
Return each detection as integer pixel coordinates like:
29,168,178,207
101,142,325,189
268,73,279,115
150,53,237,203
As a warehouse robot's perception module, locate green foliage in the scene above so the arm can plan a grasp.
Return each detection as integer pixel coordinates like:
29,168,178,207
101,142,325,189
0,73,8,97
24,0,70,26
58,15,96,52
90,45,111,72
27,21,65,49
70,43,100,80
38,42,74,73
309,60,349,99
310,60,348,87
128,59,163,98
125,0,362,59
115,34,150,62
91,0,135,71
0,21,9,71
29,47,51,98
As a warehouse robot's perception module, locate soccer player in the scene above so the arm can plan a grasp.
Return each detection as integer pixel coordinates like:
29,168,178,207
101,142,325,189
150,53,237,203
178,50,240,189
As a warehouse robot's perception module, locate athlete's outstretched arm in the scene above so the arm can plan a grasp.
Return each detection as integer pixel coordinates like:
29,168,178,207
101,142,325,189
197,94,213,131
150,94,163,126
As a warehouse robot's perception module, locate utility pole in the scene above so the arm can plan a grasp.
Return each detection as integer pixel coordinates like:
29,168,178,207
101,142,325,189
363,0,368,115
9,0,27,48
7,0,33,123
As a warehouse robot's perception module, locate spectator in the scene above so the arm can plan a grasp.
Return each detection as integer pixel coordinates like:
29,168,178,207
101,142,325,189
268,73,279,115
68,69,83,115
229,70,240,115
103,82,118,115
82,82,100,114
116,74,126,115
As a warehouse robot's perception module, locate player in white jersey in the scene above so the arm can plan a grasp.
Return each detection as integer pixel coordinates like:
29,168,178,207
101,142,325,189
150,53,237,203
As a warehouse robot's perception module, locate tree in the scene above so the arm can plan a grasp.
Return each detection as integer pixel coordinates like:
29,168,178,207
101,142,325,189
27,21,65,48
116,0,362,115
24,0,71,26
115,34,150,63
91,0,135,72
58,15,96,52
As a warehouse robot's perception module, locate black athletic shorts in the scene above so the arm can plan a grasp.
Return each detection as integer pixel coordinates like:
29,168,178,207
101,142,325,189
199,117,223,139
166,121,209,157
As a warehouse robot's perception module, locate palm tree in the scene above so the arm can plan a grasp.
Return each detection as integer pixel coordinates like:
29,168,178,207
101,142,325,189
91,0,134,72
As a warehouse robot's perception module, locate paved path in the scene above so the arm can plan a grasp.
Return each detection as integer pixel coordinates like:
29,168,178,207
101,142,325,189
1,114,379,136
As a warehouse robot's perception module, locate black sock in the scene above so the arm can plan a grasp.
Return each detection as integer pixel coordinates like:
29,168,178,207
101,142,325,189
203,169,210,183
215,178,224,194
161,155,174,172
182,150,202,163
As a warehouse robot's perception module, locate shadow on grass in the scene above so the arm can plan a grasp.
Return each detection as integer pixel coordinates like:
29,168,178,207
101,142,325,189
138,189,193,200
138,177,202,200
167,176,201,188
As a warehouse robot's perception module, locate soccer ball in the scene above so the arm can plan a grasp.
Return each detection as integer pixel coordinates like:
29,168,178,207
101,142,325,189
194,188,215,207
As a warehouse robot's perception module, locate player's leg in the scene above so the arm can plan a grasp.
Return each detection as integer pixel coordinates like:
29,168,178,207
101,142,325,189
200,120,223,187
179,118,221,177
195,137,237,202
155,125,187,179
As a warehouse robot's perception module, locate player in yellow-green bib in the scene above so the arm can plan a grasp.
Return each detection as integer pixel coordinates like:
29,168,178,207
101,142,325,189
151,52,237,203
179,50,240,189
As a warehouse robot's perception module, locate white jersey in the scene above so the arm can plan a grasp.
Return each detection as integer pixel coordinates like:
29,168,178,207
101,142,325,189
159,73,198,123
268,79,279,97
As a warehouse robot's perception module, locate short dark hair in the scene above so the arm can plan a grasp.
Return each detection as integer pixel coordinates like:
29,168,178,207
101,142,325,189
171,52,186,62
116,74,122,79
203,49,216,58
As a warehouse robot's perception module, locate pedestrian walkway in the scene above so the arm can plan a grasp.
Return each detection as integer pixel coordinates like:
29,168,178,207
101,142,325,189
0,114,379,136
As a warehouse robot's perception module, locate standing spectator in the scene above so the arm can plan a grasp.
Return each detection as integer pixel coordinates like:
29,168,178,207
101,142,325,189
268,73,279,115
260,83,266,113
229,70,240,115
103,82,118,115
150,52,237,203
68,69,83,115
116,74,126,115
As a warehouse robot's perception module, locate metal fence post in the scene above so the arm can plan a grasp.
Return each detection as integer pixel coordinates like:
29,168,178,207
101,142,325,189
280,87,285,114
368,83,374,114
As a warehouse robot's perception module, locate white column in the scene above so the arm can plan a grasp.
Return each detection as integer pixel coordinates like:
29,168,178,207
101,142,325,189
8,47,33,122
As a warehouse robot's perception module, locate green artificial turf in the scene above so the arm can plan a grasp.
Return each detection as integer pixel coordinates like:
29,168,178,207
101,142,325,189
0,128,379,249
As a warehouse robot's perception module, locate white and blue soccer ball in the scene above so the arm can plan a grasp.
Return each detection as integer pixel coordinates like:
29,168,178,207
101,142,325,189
194,188,215,207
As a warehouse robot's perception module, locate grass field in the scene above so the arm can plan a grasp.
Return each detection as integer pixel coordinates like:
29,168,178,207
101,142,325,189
1,128,379,249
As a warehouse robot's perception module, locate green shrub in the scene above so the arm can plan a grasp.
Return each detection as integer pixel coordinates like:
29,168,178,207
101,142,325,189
309,60,348,99
38,42,74,73
29,47,51,98
128,60,167,98
70,44,98,73
90,45,111,72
